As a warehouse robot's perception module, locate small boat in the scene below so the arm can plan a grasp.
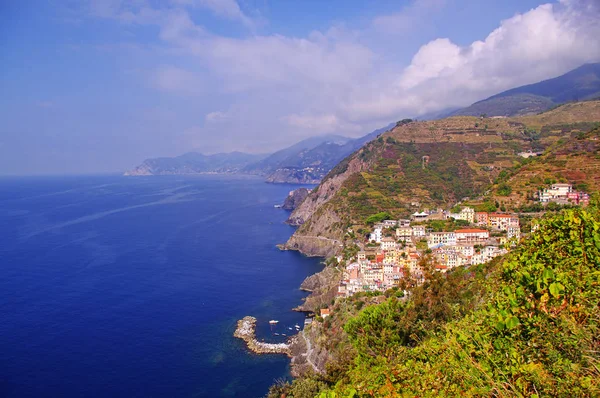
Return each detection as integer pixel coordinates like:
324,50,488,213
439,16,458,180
281,333,287,336
274,204,282,208
288,327,293,330
295,324,301,329
269,320,279,324
274,333,279,335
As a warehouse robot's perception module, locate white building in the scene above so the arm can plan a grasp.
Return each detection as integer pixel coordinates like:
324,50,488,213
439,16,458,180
449,244,475,257
396,226,413,242
427,232,456,248
411,225,426,237
507,226,521,240
411,211,429,221
380,237,397,251
382,220,398,227
448,207,475,223
369,227,383,243
539,183,573,202
455,229,490,243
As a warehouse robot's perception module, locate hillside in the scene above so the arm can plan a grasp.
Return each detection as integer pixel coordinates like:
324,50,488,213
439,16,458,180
484,124,600,210
124,151,266,176
255,124,393,184
284,101,600,257
271,205,600,397
453,63,600,117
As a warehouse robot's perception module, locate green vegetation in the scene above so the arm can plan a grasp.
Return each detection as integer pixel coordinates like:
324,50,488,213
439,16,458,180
496,183,512,196
365,212,391,225
275,204,600,397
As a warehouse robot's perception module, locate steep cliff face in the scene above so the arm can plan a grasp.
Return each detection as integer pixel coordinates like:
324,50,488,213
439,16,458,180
267,169,322,184
282,188,311,210
286,153,374,227
294,266,342,312
284,150,376,257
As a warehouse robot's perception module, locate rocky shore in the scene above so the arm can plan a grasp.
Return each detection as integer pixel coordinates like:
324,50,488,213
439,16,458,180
233,316,294,356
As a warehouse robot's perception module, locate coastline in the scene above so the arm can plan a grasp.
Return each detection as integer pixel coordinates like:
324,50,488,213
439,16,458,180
232,187,339,379
233,316,295,356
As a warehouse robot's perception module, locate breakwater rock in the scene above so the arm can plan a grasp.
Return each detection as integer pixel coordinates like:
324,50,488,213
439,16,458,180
234,316,293,356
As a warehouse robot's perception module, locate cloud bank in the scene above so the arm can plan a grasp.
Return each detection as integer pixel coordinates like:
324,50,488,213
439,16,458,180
87,0,600,153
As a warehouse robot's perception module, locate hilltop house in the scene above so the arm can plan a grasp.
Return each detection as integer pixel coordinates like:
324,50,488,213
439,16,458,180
539,183,572,202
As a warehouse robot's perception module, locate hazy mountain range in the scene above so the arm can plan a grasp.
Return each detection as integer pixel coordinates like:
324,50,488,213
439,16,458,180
125,124,393,183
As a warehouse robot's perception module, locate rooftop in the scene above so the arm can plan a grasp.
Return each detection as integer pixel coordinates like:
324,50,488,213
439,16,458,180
455,228,489,233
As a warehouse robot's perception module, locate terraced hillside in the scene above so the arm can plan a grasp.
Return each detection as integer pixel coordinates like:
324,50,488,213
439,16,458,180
284,101,600,257
484,126,600,210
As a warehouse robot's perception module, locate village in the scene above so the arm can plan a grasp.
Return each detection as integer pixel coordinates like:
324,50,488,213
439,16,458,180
334,183,588,299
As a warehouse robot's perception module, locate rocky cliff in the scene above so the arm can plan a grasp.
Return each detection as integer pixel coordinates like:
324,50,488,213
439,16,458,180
294,266,342,312
283,151,375,257
282,188,311,210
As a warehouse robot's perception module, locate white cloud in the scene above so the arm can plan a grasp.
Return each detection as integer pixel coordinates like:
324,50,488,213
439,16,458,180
373,0,447,35
152,65,204,94
205,111,229,122
83,0,600,153
191,0,255,28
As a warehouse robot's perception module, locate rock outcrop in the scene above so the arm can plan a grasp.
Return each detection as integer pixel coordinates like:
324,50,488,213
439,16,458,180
282,188,311,210
234,316,294,356
294,266,342,312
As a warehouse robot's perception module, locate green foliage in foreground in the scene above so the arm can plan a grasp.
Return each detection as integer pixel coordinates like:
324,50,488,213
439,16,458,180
330,205,600,397
270,205,600,397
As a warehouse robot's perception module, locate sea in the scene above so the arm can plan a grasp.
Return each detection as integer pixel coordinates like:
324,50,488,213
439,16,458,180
0,175,323,398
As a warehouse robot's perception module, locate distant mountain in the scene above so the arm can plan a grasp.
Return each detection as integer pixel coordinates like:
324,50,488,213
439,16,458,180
125,125,394,183
452,63,600,117
124,151,267,176
261,124,395,184
242,134,351,177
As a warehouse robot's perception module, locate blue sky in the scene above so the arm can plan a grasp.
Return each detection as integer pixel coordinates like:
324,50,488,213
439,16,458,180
1,0,599,174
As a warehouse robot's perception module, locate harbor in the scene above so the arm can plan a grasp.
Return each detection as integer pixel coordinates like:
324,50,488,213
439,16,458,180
234,316,295,356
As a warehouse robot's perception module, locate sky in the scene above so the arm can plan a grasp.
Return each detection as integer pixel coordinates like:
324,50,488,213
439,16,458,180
1,0,599,175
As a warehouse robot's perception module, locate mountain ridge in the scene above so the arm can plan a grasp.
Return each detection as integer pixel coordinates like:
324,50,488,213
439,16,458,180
451,62,600,117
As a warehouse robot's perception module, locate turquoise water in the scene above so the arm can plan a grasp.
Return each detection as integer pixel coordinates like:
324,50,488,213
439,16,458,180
0,175,321,397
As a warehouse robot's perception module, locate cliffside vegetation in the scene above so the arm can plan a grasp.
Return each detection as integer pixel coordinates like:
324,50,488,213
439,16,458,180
270,203,600,397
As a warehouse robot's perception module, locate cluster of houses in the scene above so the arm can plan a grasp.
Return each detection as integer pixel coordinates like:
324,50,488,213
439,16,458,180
336,207,521,298
538,183,589,205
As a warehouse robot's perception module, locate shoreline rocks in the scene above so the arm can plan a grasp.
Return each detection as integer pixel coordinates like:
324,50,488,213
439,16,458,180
233,316,294,357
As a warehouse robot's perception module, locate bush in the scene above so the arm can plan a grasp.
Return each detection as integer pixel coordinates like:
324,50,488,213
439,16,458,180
365,211,391,225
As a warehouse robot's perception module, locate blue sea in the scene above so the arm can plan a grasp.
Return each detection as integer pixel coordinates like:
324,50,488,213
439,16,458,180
0,175,322,397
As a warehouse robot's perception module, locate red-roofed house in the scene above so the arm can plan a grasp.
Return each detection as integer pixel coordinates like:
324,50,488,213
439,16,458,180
455,228,490,243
